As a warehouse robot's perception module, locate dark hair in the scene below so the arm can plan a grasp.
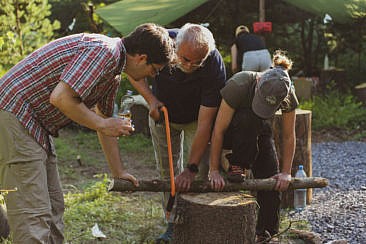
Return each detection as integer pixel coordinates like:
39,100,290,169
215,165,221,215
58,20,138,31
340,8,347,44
123,23,175,65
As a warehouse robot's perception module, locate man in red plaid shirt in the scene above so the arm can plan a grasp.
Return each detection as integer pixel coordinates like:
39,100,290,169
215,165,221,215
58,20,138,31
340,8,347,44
0,23,175,243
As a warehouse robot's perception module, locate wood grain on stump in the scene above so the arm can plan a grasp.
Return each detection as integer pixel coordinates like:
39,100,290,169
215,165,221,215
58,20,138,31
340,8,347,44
173,192,258,244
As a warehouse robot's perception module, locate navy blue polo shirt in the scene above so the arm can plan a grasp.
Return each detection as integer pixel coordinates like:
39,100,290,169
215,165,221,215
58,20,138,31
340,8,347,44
152,29,226,123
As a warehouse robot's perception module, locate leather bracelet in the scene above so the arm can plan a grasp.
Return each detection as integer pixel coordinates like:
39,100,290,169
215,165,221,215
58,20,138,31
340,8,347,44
186,163,199,173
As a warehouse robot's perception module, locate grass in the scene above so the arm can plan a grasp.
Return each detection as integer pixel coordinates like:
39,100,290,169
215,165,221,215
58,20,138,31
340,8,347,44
56,128,165,243
63,175,165,243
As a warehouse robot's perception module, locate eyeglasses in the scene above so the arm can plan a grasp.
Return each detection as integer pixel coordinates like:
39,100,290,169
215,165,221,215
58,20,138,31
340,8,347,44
178,54,206,69
151,63,162,76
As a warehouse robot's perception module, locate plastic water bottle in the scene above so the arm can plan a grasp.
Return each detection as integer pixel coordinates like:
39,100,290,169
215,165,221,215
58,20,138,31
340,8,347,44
294,165,307,211
118,90,134,121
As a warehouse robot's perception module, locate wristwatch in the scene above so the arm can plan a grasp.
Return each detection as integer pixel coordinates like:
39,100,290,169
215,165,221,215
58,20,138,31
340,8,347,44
186,163,199,173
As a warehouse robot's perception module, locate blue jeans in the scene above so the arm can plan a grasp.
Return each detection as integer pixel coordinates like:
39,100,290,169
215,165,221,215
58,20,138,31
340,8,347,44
223,108,280,236
242,49,272,72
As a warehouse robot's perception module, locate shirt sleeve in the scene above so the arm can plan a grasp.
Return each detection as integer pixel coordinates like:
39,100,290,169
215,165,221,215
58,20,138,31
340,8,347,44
201,49,226,107
220,72,254,110
220,80,243,109
60,46,115,100
97,76,121,117
281,84,299,113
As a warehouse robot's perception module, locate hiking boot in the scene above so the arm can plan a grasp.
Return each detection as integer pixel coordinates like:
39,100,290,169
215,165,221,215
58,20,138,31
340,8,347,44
155,223,174,243
227,165,245,183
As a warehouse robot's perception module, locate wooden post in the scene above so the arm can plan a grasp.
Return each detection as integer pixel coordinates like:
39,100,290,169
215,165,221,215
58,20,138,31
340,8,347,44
173,192,258,243
272,109,312,208
259,0,265,22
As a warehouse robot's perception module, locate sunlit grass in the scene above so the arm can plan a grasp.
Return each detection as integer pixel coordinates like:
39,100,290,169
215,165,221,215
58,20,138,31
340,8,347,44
64,175,165,243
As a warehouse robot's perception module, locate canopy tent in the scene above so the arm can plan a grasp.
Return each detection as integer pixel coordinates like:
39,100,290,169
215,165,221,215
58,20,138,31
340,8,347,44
283,0,366,24
95,0,208,36
96,0,366,35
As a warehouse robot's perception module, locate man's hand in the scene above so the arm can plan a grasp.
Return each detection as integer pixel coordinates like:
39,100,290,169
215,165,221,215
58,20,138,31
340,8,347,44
116,171,139,187
175,168,196,192
149,99,164,122
209,170,225,191
272,172,291,192
98,117,134,137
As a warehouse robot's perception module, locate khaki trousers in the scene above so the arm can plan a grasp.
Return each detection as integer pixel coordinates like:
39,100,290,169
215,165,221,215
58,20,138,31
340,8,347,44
149,117,209,223
0,110,64,244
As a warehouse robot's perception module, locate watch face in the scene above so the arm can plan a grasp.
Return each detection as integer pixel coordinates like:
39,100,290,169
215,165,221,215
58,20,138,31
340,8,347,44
187,164,199,173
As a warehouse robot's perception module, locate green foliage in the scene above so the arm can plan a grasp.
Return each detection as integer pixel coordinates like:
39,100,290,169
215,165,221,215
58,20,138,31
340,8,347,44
278,210,311,240
299,90,366,130
217,46,232,77
49,0,120,36
0,0,60,74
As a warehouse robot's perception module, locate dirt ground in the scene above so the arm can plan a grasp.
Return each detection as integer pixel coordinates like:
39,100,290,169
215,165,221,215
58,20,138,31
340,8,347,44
58,128,158,187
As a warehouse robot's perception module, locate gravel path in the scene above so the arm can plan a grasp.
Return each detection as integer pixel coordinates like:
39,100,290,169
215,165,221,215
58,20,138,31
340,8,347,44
292,141,366,243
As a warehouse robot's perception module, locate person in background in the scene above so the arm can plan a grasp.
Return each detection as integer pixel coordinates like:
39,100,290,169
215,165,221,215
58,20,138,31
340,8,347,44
231,25,272,74
209,50,298,242
128,23,226,243
0,23,175,244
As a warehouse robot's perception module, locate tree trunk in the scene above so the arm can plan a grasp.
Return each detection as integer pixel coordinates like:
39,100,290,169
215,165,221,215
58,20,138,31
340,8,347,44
173,192,257,243
108,177,328,193
272,109,312,208
130,95,150,137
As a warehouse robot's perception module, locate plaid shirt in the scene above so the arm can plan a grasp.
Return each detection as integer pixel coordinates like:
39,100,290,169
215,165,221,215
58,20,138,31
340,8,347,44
0,33,125,154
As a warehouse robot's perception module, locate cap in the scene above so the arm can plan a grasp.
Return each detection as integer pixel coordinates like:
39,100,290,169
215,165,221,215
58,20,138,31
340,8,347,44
252,67,291,119
235,25,249,36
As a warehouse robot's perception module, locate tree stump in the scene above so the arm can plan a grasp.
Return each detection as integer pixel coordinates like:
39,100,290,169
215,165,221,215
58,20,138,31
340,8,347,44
173,192,258,243
354,82,366,106
272,109,312,208
130,95,150,137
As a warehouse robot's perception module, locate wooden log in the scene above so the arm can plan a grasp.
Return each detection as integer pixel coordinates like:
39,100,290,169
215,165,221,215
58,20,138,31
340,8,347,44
173,192,258,243
272,109,313,208
108,177,328,193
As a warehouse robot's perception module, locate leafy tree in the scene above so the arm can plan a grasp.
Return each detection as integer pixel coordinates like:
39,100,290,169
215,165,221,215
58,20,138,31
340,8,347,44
0,0,60,74
49,0,120,36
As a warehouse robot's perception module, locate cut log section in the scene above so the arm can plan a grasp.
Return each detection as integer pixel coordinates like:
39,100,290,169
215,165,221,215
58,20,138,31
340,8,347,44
173,192,258,243
108,177,328,193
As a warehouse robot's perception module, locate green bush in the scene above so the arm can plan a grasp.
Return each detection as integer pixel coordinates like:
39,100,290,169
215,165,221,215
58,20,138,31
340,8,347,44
299,90,366,131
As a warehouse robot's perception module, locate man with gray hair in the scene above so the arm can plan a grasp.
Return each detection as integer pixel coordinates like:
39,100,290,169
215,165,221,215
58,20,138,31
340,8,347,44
129,23,226,242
